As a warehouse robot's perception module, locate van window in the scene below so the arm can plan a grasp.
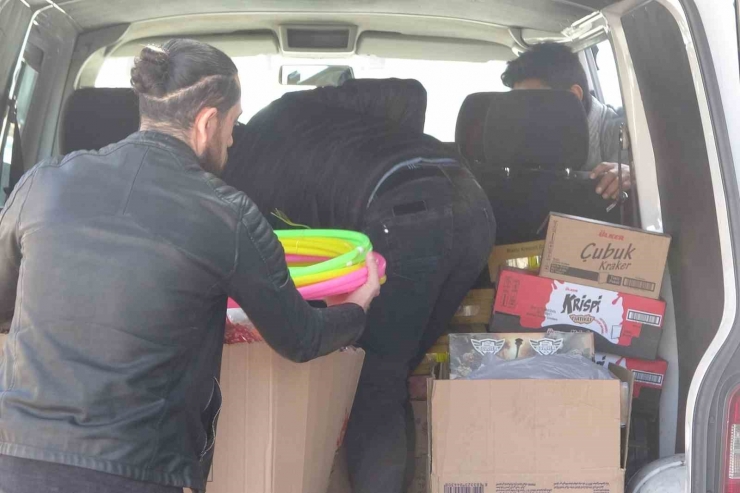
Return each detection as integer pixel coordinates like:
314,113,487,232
1,44,44,207
95,54,509,141
590,40,623,110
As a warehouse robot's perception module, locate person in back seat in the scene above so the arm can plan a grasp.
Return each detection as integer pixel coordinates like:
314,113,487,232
501,42,631,201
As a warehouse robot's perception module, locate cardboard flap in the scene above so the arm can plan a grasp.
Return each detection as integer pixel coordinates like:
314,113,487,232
608,363,635,469
488,240,546,282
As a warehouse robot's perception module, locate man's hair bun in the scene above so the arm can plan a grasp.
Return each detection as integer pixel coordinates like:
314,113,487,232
131,39,240,131
131,45,170,98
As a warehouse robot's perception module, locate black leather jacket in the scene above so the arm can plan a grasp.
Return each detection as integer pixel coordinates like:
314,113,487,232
0,131,366,490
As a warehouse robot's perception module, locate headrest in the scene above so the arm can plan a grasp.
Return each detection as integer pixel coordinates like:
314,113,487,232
60,88,140,154
483,90,589,170
455,92,497,164
281,78,427,133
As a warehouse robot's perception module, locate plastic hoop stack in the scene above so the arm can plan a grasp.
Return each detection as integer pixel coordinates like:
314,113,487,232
276,229,387,301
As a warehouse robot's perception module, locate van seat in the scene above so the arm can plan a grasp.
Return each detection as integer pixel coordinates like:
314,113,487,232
463,90,619,243
60,88,140,155
455,92,496,165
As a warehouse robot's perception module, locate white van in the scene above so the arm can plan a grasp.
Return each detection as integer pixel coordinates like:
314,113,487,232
0,0,737,491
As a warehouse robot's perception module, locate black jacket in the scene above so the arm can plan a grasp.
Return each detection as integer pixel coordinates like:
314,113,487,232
224,86,458,230
0,131,365,490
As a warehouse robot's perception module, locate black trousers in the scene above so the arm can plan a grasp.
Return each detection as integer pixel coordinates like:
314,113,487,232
345,164,496,493
0,455,182,493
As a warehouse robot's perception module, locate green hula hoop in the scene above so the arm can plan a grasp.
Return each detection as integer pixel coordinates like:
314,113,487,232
276,229,373,277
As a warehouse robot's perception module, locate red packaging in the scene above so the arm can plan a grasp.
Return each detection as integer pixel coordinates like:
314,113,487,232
597,353,667,412
491,269,666,359
225,298,263,344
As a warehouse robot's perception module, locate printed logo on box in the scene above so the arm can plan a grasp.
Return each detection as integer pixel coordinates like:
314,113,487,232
544,283,625,343
471,338,505,356
569,314,596,324
529,337,564,356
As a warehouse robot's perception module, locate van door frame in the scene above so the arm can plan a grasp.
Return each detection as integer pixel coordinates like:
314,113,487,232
604,0,740,489
0,0,33,206
673,0,740,491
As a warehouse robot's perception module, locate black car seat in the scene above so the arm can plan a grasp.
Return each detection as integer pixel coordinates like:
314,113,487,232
461,90,620,244
281,78,428,134
455,92,496,165
60,88,140,154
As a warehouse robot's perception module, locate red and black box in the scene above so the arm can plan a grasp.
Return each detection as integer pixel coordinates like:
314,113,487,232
596,353,668,412
490,268,666,360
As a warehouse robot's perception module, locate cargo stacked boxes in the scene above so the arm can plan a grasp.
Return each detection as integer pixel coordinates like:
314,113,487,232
415,213,671,491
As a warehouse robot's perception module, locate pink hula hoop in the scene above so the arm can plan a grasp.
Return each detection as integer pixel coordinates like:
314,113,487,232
285,254,329,264
228,253,386,306
297,253,386,300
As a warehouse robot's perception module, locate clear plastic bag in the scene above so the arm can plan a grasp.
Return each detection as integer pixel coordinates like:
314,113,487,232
466,353,616,381
225,304,263,345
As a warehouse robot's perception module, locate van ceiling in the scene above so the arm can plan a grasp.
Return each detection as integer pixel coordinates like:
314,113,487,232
26,0,617,34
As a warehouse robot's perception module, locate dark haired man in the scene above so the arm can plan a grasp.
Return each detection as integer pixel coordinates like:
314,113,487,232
0,39,379,493
501,42,631,200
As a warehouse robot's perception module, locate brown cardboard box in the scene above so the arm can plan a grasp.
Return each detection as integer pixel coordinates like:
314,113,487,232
408,456,429,493
540,213,671,299
412,400,429,457
452,289,496,325
0,334,6,359
488,240,545,282
428,366,633,493
326,447,352,493
410,374,433,400
209,342,364,493
413,352,450,377
410,391,431,493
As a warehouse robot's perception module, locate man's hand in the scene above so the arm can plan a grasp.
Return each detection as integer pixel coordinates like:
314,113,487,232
325,254,382,313
590,162,632,200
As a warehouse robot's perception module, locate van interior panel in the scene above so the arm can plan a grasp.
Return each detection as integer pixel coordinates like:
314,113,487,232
622,1,724,452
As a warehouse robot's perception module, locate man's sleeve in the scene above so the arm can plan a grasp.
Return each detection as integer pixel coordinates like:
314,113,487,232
0,169,36,333
225,200,366,363
601,112,627,164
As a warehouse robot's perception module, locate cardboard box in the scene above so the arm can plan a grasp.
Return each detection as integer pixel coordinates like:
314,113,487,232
412,333,451,376
209,336,364,493
449,331,595,380
412,400,429,458
326,447,352,493
596,353,668,412
488,240,545,282
491,269,666,360
540,213,671,299
410,374,433,400
428,366,633,493
452,289,496,325
412,352,449,377
408,456,429,493
0,333,6,359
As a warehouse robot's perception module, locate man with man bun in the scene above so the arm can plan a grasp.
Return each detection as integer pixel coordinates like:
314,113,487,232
0,39,379,493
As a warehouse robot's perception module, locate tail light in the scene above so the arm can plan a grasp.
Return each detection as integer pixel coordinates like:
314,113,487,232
723,386,740,493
